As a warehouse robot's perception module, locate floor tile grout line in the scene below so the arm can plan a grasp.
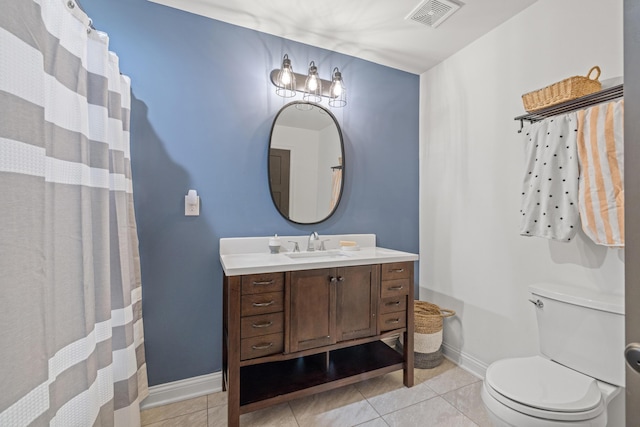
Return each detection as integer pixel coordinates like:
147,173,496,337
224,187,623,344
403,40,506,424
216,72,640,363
429,378,482,397
448,400,481,427
375,392,442,420
286,401,303,427
362,384,440,418
142,408,209,426
440,382,487,427
353,383,385,420
141,396,209,424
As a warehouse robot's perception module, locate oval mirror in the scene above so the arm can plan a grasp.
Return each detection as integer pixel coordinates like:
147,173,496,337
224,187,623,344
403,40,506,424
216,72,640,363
269,101,345,224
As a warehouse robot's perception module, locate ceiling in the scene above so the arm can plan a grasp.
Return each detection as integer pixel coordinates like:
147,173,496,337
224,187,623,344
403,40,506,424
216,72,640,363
148,0,537,74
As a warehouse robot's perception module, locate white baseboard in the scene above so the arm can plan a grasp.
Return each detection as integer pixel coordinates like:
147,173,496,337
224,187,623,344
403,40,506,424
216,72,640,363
441,342,488,380
140,371,222,410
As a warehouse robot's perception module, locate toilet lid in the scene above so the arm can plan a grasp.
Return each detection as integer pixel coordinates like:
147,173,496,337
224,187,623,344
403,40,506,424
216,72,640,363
486,356,602,413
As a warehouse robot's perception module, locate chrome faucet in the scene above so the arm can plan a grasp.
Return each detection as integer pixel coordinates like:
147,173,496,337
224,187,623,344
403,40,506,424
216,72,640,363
307,231,319,251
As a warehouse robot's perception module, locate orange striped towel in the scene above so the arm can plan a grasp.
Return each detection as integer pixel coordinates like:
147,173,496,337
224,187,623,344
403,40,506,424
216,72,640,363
576,99,624,247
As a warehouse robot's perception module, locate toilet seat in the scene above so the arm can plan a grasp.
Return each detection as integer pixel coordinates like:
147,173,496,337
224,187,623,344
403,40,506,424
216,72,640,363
484,356,605,422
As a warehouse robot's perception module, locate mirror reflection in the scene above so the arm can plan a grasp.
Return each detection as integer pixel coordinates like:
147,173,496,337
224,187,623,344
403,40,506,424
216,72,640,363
269,102,344,224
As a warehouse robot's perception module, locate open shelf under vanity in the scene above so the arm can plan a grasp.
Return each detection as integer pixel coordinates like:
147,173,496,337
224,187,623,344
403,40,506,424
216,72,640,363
239,340,404,411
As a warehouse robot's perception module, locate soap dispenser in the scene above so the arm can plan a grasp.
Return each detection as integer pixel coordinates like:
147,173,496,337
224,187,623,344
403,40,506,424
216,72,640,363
268,234,281,254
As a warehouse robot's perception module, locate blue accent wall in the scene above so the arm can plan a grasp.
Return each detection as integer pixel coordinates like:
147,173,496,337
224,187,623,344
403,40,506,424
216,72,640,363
83,0,419,386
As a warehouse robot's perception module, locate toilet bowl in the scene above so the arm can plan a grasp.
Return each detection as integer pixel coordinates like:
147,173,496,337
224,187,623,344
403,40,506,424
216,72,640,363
481,356,620,427
481,283,624,427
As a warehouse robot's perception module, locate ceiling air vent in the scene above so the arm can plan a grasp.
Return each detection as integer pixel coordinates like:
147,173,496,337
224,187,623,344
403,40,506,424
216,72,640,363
405,0,462,28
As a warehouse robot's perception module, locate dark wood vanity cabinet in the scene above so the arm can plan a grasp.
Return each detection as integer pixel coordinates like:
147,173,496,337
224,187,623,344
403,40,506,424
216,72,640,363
222,262,414,427
290,265,379,352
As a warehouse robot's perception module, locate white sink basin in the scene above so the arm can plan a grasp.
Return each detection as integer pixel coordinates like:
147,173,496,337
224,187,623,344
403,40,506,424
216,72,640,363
285,250,350,259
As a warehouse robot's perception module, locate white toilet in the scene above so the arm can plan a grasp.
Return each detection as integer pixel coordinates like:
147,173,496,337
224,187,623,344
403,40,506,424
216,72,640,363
481,282,625,427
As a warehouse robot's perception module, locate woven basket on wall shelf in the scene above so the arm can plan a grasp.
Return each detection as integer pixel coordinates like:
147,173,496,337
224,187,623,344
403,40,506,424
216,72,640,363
521,66,602,112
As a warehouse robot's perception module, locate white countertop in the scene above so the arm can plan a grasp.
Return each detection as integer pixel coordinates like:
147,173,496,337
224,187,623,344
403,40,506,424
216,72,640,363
219,234,419,276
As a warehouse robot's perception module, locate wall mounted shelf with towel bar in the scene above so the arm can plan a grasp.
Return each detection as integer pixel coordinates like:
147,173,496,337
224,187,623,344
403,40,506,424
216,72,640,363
514,84,623,133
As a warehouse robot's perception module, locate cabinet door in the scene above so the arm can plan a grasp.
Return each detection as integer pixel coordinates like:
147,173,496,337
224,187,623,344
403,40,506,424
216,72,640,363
336,265,379,342
290,268,337,352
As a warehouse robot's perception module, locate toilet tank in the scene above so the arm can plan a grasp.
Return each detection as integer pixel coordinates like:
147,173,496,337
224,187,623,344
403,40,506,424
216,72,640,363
529,283,625,387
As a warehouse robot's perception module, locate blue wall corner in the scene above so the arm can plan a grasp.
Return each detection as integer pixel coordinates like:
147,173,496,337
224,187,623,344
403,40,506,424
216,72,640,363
83,0,419,386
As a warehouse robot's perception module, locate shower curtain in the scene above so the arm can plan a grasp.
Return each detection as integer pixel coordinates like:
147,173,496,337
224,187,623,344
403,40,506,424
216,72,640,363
0,0,148,425
330,158,342,211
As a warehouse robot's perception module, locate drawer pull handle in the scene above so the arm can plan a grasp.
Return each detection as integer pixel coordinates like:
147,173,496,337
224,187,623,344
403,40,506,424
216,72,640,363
252,280,275,285
251,342,274,350
252,300,275,307
252,321,273,328
389,268,405,273
385,301,401,307
386,318,400,324
388,285,404,291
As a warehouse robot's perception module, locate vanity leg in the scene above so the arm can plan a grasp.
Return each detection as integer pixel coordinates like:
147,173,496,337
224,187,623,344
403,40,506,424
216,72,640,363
226,276,242,427
222,276,228,392
403,296,414,387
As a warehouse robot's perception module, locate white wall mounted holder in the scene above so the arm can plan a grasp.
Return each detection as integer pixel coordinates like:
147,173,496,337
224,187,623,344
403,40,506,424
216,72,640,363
185,189,200,216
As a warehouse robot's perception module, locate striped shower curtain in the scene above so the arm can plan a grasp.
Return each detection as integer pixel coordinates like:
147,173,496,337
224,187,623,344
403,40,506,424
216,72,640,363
0,0,148,425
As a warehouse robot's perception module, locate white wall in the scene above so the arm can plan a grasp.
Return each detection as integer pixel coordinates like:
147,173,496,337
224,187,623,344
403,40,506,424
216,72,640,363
419,0,624,377
316,124,342,217
272,126,320,222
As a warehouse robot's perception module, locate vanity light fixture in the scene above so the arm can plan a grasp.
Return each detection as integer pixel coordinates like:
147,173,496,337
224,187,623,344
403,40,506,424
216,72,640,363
270,54,347,107
275,54,296,98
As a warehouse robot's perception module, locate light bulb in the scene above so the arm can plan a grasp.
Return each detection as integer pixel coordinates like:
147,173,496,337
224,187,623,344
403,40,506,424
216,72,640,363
308,76,318,91
280,70,291,85
332,82,342,97
328,67,346,108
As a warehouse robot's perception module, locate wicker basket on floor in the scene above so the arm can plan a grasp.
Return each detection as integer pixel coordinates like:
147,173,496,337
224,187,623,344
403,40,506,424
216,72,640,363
522,66,602,112
397,301,455,369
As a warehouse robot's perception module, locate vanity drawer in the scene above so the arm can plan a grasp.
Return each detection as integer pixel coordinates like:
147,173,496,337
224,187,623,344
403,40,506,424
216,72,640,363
241,292,284,317
241,312,284,339
380,278,410,298
379,311,407,332
241,273,284,295
381,262,411,281
380,296,407,314
240,333,284,360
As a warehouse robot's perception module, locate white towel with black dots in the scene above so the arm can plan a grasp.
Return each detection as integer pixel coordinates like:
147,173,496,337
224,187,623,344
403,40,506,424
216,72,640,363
520,114,580,241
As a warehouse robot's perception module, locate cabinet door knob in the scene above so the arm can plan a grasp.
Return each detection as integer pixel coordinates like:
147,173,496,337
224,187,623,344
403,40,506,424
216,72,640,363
329,276,337,282
337,276,344,282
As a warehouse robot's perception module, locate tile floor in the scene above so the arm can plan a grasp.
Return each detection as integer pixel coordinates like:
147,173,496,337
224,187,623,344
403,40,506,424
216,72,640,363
141,358,493,427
